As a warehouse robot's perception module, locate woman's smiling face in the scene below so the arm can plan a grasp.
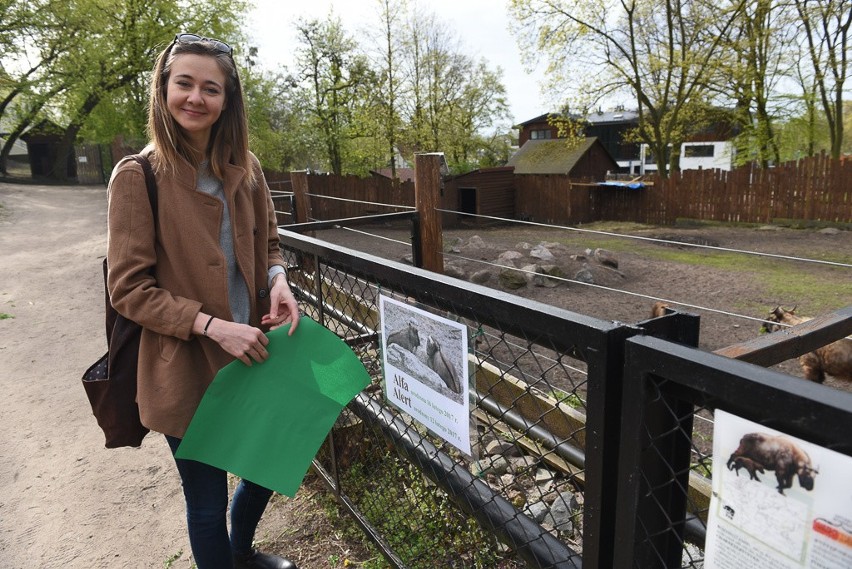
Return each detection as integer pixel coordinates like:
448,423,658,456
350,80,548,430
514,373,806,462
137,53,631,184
166,53,227,151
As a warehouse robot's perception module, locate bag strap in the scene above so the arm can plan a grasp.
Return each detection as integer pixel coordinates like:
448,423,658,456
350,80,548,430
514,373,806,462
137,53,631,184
130,154,158,220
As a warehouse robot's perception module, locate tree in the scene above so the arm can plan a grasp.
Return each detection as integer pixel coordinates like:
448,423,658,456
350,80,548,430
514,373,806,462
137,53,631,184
369,0,407,178
1,0,248,180
0,0,80,174
293,15,376,174
715,0,796,166
398,8,509,172
509,0,745,177
794,0,851,159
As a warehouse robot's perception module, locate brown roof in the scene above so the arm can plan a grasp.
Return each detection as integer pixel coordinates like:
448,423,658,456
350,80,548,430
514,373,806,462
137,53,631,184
370,168,415,182
507,137,600,174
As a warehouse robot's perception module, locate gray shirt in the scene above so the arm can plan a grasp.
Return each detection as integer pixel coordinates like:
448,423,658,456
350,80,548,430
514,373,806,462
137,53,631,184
197,162,250,324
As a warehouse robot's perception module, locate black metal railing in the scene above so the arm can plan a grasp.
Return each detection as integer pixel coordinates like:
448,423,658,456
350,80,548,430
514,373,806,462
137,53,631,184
275,227,852,569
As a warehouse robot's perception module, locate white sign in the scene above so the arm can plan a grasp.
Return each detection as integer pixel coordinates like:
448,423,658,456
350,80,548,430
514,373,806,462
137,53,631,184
379,295,471,456
705,410,852,568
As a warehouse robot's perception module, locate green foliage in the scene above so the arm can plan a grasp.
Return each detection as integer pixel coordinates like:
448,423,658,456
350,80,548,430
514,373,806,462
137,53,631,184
0,313,14,320
550,389,584,409
162,550,184,568
2,1,511,177
337,451,513,568
0,0,250,177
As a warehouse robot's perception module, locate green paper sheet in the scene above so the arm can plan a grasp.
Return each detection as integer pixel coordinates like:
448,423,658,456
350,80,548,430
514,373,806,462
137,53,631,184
175,317,371,496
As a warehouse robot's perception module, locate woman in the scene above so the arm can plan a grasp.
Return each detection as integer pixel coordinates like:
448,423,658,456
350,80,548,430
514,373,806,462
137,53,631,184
107,33,300,569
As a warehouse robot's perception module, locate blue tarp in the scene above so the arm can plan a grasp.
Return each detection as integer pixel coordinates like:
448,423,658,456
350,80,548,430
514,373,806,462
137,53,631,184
596,181,646,190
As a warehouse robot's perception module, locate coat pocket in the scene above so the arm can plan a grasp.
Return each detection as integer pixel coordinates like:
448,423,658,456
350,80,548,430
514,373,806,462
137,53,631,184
158,334,181,362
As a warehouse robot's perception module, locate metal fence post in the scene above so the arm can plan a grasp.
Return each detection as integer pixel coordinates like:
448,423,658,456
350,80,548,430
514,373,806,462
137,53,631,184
614,311,701,569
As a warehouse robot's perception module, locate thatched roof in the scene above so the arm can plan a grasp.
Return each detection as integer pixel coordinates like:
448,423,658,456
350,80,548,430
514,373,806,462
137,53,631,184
507,137,600,174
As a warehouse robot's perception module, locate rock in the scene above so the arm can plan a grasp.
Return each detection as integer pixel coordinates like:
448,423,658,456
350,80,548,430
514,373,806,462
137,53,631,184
516,241,532,250
521,264,540,282
467,235,486,248
574,267,595,284
540,265,566,278
525,500,549,523
682,542,704,568
443,264,466,280
507,455,537,474
485,438,522,457
499,268,527,289
819,227,840,235
470,456,509,477
535,467,555,484
533,274,559,288
593,248,618,268
543,509,573,537
444,237,463,253
533,265,565,288
546,491,577,534
530,244,555,261
470,270,491,284
497,250,523,265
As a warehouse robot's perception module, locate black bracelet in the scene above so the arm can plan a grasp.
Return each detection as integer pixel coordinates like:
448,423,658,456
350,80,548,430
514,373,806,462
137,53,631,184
202,315,215,337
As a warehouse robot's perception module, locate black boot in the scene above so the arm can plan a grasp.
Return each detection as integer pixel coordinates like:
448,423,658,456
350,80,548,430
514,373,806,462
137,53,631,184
233,548,298,569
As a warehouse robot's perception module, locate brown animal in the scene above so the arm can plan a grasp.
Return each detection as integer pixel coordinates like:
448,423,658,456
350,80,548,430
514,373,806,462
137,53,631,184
650,302,671,318
726,432,818,495
727,455,765,481
426,336,460,393
761,306,852,384
387,320,420,354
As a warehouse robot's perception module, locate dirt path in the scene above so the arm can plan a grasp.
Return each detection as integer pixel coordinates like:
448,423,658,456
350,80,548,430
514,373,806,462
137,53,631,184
0,182,383,569
0,183,200,568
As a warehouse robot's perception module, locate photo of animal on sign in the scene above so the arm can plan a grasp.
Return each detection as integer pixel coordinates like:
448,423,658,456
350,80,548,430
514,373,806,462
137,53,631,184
704,411,852,569
379,295,471,456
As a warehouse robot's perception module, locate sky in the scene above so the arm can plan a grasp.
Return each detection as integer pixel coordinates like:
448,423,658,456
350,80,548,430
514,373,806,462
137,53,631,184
246,0,550,128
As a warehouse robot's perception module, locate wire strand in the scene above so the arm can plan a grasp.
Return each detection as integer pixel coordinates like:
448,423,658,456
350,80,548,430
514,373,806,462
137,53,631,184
305,192,416,211
444,251,781,326
436,210,852,269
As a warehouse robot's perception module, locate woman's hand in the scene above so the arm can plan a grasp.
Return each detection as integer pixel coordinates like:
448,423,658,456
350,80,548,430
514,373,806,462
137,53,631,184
195,314,270,367
261,274,300,335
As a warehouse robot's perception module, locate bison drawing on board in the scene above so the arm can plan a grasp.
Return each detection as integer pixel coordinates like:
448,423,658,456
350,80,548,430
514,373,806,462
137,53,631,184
726,433,818,495
727,455,765,481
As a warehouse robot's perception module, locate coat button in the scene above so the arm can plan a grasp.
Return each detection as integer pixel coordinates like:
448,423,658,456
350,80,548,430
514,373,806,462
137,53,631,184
259,289,268,298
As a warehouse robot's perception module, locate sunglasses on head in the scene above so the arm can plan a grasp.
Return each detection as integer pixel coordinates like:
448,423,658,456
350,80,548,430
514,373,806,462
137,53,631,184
172,33,233,56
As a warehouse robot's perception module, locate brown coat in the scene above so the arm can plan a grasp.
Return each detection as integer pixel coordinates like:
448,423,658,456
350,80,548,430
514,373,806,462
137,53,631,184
106,150,284,437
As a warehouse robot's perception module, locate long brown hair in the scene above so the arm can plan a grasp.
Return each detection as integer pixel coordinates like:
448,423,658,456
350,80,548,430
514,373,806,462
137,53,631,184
147,37,256,187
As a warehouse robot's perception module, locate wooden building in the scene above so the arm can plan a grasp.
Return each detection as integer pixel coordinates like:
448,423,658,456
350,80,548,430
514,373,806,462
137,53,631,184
507,137,618,178
20,121,76,179
442,166,516,225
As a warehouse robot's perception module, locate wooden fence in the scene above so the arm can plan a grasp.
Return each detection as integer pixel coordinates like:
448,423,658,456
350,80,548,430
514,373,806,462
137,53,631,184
268,153,852,227
594,153,852,225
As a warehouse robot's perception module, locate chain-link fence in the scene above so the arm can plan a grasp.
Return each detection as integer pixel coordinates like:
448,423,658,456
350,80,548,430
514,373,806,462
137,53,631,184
277,228,852,569
615,335,852,569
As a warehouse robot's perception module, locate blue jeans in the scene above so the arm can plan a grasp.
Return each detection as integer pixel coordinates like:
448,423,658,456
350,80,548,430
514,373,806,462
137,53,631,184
166,435,273,569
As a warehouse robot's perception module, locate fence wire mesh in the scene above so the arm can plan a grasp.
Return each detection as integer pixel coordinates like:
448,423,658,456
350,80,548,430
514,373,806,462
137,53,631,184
278,230,852,569
629,377,712,569
278,239,592,568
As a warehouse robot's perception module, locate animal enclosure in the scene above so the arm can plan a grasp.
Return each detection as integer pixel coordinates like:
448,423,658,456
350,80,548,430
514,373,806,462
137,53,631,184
276,226,852,569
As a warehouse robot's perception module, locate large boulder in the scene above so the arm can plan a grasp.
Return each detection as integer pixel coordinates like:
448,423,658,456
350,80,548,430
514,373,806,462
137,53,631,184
499,268,528,289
